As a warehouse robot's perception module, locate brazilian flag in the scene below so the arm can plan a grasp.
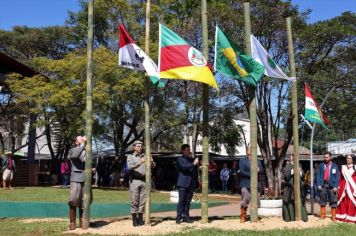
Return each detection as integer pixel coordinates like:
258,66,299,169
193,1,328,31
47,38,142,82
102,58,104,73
214,26,265,87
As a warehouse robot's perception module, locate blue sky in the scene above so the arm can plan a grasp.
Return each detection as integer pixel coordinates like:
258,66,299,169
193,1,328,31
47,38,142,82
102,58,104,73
0,0,355,31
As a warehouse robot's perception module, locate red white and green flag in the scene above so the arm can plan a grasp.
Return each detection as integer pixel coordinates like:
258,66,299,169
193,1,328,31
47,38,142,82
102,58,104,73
158,24,218,90
304,84,330,129
118,24,163,87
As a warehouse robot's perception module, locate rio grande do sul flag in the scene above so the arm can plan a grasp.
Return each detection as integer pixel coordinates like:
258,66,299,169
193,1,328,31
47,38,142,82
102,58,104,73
158,24,218,90
118,24,163,87
305,84,330,129
251,35,294,81
214,26,265,87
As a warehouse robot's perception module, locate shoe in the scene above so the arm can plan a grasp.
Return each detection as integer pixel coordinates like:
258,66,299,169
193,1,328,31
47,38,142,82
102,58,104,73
240,207,247,223
132,213,138,227
176,218,181,224
79,208,84,228
320,206,326,219
137,213,144,226
182,218,193,223
331,208,337,222
69,206,76,230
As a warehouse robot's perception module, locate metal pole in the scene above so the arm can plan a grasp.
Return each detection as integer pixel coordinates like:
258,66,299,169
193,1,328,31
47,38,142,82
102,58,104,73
309,85,335,215
201,0,209,224
310,125,315,214
144,0,152,225
286,16,302,221
83,0,94,229
244,2,258,223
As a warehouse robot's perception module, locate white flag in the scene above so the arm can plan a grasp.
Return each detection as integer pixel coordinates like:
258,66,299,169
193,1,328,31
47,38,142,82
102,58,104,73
251,35,295,81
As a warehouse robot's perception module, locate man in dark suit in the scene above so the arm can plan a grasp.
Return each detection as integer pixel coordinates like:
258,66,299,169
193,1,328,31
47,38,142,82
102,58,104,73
175,144,199,224
317,151,339,221
239,148,263,223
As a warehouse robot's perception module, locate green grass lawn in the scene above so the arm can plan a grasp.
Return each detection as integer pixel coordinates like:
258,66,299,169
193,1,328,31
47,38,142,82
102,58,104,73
172,224,356,236
0,219,355,236
0,187,169,203
0,187,224,203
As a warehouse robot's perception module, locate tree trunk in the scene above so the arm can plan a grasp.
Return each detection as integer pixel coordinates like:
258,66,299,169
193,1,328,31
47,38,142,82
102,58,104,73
45,121,56,160
0,132,5,154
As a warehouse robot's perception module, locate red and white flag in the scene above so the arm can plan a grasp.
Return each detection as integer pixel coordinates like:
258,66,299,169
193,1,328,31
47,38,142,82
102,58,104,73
118,24,161,86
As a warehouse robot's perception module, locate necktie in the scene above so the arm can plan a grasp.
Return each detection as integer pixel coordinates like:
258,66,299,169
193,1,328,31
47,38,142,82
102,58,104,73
323,163,330,182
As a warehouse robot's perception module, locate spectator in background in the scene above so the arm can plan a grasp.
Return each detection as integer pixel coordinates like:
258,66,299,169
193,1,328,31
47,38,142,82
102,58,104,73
103,156,111,187
61,158,71,188
2,151,16,190
230,160,239,194
96,156,104,188
313,163,320,200
220,163,230,193
208,160,217,193
111,156,122,189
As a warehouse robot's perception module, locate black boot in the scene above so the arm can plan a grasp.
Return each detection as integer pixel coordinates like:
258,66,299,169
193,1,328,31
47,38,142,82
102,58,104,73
137,213,144,226
132,213,138,227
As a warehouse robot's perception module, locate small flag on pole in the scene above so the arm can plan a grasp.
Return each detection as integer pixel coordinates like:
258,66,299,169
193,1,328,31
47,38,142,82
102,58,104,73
304,83,330,129
251,35,295,81
118,24,164,87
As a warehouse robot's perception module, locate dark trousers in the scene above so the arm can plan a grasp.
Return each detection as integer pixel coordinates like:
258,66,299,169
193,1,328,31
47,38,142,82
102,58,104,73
176,188,193,220
209,174,216,191
319,184,337,208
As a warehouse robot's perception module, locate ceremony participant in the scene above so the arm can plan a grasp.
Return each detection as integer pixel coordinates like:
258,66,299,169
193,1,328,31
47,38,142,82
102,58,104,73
208,160,217,192
220,163,230,193
61,158,71,188
239,148,263,223
282,154,308,222
230,160,239,194
336,154,356,223
175,144,199,224
2,151,16,190
317,151,339,221
68,136,90,230
127,140,155,227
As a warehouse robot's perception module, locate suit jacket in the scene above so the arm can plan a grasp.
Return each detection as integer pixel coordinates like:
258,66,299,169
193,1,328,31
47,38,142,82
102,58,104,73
68,145,86,183
239,157,263,190
317,162,339,189
176,156,196,190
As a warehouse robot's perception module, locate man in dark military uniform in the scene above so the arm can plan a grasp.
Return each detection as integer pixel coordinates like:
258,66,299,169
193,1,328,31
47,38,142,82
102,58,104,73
282,154,308,222
127,140,154,227
68,136,89,230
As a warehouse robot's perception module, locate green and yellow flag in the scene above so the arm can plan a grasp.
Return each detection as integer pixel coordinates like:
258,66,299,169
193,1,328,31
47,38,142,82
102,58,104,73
214,26,265,87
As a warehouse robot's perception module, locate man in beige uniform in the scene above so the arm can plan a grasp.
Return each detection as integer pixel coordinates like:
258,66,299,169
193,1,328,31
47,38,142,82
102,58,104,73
127,140,154,227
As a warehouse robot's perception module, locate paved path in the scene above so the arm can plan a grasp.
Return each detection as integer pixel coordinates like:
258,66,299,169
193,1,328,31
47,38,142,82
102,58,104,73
152,200,327,218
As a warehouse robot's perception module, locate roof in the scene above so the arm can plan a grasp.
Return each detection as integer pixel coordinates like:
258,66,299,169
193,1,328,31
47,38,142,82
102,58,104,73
0,51,38,77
